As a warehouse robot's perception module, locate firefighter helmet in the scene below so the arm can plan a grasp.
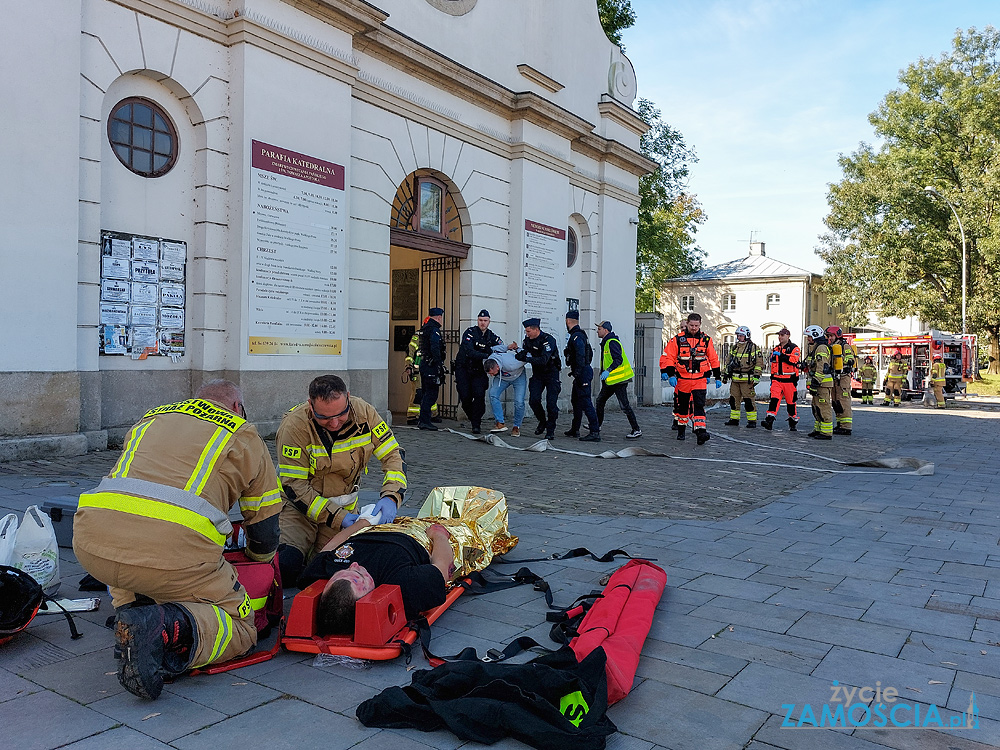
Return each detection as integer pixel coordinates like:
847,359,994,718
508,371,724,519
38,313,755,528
892,350,902,359
825,325,843,338
804,325,825,340
735,325,751,339
933,353,943,360
864,356,873,364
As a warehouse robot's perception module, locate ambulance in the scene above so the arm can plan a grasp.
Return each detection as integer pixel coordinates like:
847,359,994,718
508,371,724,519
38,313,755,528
844,331,977,401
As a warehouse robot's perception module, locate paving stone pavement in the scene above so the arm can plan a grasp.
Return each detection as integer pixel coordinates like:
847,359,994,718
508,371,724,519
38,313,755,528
1,395,1000,749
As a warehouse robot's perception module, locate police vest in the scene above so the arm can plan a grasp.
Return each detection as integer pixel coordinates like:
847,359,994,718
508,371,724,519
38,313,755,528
601,334,634,385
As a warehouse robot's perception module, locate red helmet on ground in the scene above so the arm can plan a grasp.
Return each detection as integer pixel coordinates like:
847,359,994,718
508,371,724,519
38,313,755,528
825,325,842,338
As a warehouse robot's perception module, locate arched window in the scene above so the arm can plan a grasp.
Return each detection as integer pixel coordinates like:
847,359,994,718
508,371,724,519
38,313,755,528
108,97,178,177
567,227,578,267
767,293,780,309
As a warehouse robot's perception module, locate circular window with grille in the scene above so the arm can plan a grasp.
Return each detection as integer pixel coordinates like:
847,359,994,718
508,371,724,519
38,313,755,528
108,97,178,178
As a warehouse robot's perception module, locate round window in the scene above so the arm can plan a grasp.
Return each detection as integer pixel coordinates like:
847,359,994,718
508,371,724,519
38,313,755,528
108,97,178,178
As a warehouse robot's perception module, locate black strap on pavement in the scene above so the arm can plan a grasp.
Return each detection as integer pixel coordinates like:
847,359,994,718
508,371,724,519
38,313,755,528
492,547,654,564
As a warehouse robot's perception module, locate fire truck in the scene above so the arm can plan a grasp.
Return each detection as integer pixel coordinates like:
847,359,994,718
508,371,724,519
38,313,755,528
844,331,977,401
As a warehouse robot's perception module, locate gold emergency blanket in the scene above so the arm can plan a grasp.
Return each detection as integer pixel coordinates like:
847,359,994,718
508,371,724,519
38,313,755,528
356,486,518,580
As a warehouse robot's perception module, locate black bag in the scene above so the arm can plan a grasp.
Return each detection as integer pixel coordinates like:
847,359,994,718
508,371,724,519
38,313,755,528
356,645,617,750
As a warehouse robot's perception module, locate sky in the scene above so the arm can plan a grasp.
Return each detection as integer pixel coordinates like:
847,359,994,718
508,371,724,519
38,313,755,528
621,0,998,274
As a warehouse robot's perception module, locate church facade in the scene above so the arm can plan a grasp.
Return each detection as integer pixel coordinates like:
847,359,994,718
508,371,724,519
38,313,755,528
1,0,652,455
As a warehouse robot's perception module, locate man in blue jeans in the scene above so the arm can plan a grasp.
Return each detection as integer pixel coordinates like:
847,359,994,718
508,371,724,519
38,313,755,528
484,344,526,437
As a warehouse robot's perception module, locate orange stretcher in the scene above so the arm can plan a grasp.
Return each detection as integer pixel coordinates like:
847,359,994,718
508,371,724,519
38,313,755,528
282,580,465,659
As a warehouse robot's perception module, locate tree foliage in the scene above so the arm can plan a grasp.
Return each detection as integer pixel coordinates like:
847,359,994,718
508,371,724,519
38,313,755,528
597,0,636,48
819,26,1000,372
635,98,706,312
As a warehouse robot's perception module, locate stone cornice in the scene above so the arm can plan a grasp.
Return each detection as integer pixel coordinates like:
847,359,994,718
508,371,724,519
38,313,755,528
598,95,649,137
574,134,657,177
517,64,564,93
289,0,388,35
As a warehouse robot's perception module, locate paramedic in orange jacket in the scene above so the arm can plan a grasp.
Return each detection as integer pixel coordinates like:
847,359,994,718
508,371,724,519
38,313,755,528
762,327,801,431
661,313,722,445
661,322,687,431
73,380,282,700
276,374,406,588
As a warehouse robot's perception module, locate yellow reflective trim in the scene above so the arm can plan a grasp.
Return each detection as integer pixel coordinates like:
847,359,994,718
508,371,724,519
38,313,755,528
278,465,309,479
239,489,280,514
383,470,407,488
78,492,226,546
308,445,327,457
259,488,281,509
330,434,372,454
373,436,399,460
112,419,156,479
185,427,231,495
143,398,245,433
306,496,328,522
249,596,268,611
201,605,234,666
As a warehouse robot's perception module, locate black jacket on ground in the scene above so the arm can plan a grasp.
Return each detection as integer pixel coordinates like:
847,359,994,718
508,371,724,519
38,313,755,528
356,645,616,750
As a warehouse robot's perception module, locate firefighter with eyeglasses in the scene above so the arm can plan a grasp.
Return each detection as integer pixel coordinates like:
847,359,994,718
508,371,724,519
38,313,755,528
802,325,834,440
723,325,763,428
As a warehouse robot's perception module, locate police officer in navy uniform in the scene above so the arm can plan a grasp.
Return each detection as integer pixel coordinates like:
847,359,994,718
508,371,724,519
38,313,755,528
512,317,562,440
418,307,447,430
454,309,503,435
563,310,600,441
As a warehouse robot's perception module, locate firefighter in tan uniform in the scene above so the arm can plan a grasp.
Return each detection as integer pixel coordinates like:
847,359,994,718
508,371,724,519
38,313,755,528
803,325,835,440
73,380,282,700
826,326,857,435
276,374,406,587
930,353,947,408
886,351,910,406
722,325,764,428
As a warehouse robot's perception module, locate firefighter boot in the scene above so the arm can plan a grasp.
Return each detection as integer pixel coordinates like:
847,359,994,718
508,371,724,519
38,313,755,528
761,416,774,430
676,425,686,441
725,418,740,426
160,603,195,676
115,604,167,699
671,420,679,431
787,418,798,432
696,429,711,445
746,421,757,429
833,426,852,436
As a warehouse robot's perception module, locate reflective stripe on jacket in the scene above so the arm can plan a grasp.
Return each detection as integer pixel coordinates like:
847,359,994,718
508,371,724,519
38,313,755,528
601,333,634,385
727,341,763,381
769,342,801,381
931,361,947,383
662,332,720,379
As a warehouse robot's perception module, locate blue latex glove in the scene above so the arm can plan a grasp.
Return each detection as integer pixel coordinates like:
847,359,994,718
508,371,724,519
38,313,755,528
668,376,678,387
600,370,610,381
341,512,360,528
715,379,723,389
374,497,398,524
661,372,669,381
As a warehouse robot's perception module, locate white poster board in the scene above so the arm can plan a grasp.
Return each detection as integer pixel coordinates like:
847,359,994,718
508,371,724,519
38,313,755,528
522,220,567,335
247,140,346,356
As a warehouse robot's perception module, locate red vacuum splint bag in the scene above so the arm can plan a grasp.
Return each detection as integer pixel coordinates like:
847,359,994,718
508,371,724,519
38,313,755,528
568,559,666,705
225,551,282,636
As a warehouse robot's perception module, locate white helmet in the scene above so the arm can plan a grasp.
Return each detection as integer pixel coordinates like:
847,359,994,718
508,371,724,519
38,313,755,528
735,325,751,339
804,325,825,340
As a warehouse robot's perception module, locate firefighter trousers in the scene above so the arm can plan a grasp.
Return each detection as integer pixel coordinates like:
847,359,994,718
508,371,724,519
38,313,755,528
810,386,834,436
933,383,946,408
729,380,757,422
860,383,875,404
832,374,853,428
75,548,255,669
767,380,798,421
674,379,707,431
278,502,339,561
887,377,905,405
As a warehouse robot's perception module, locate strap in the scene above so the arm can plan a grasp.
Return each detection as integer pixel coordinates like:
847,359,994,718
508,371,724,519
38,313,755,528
94,477,233,536
42,595,82,640
492,547,652,564
406,616,558,665
458,567,556,609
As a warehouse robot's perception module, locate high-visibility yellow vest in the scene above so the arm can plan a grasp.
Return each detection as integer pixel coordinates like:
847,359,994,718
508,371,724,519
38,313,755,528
602,334,634,385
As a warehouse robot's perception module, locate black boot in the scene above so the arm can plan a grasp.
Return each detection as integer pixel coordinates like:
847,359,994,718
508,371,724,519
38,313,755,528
534,422,547,435
762,416,774,430
696,429,710,445
811,432,832,441
725,419,740,426
580,431,601,442
671,420,679,431
161,603,195,676
833,426,852,435
676,426,686,441
418,421,438,431
787,419,797,432
746,421,757,429
115,604,167,699
564,429,580,437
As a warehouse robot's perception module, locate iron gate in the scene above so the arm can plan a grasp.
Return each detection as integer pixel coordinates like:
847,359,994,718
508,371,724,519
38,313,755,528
420,255,461,419
634,323,647,405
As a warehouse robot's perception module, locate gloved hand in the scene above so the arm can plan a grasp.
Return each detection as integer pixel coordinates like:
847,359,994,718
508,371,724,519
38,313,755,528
374,496,398,524
668,376,677,387
356,503,382,525
661,372,669,381
721,374,729,384
600,370,610,381
715,379,723,389
341,512,360,528
751,378,760,386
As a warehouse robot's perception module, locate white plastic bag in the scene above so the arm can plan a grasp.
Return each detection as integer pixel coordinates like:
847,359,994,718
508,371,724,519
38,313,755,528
0,513,18,566
11,506,61,596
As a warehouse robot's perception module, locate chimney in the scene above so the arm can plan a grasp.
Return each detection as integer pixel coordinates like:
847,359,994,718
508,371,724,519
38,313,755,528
749,241,765,257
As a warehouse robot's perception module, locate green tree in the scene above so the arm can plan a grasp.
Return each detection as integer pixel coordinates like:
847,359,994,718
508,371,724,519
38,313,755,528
635,98,706,312
597,0,636,48
819,26,1000,373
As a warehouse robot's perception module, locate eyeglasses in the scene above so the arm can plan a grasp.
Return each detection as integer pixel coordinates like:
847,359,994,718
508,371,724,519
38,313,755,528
311,399,350,421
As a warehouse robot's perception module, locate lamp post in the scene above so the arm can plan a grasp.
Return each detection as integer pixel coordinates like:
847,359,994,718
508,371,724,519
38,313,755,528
924,186,967,336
